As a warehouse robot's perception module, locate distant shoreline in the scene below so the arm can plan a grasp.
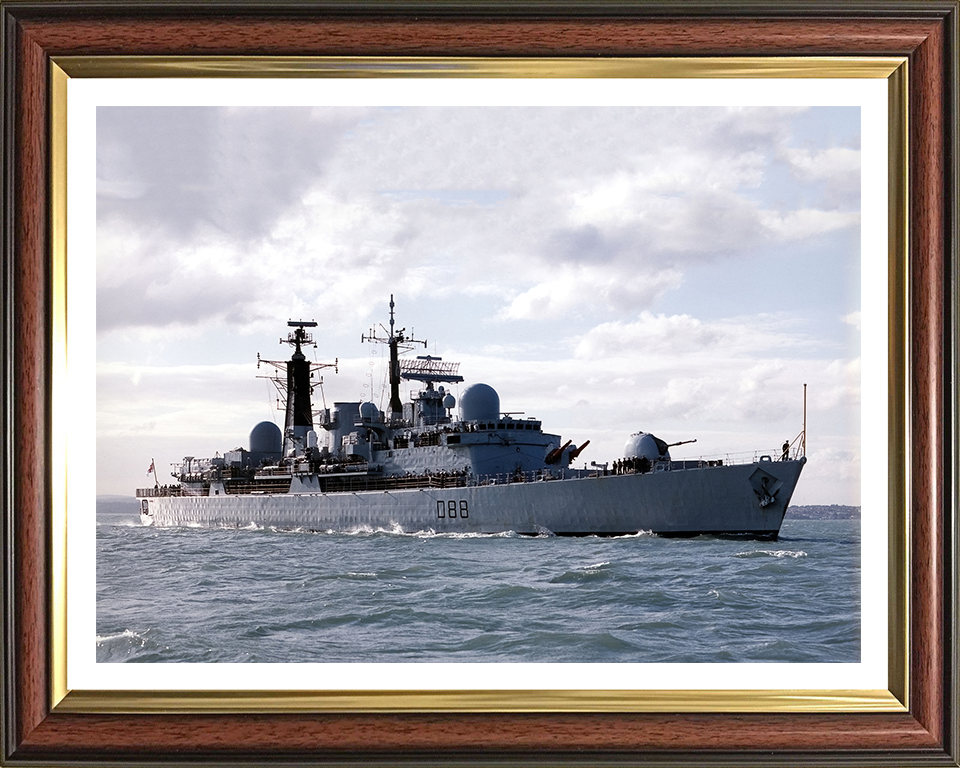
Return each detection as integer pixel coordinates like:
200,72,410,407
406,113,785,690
786,505,860,520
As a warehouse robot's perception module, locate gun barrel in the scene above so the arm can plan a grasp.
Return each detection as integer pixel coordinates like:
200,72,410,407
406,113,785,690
544,439,572,465
568,440,591,461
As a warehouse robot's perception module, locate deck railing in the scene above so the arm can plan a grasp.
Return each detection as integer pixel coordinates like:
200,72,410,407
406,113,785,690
136,486,183,498
136,449,798,499
674,447,798,466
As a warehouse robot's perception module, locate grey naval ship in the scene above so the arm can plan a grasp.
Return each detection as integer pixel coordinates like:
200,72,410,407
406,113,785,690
138,298,806,538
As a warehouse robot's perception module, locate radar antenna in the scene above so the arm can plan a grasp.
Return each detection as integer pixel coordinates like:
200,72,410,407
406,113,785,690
399,355,464,385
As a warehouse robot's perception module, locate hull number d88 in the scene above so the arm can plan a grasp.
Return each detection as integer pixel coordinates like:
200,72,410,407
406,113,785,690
436,500,469,518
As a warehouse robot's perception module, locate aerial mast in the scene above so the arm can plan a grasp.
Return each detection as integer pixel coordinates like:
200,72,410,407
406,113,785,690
362,295,426,422
802,382,807,456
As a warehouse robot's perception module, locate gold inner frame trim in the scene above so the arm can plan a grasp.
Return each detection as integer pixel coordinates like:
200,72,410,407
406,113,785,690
885,61,910,711
50,62,69,709
55,688,905,715
49,56,910,715
54,55,904,79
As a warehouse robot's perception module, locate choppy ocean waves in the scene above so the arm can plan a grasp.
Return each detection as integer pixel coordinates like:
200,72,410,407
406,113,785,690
96,515,860,664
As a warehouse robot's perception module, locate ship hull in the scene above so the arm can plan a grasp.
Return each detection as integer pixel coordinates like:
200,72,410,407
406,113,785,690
141,458,805,538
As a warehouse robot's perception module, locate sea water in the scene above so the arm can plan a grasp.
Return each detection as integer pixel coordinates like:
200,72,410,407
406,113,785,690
96,509,860,664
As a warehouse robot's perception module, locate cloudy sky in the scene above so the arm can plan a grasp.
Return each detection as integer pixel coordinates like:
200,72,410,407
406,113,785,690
96,103,862,503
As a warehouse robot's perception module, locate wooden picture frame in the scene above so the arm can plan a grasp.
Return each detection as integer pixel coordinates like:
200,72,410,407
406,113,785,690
2,2,957,765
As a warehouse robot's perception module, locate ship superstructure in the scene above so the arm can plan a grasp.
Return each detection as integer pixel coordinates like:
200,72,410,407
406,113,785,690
138,298,806,538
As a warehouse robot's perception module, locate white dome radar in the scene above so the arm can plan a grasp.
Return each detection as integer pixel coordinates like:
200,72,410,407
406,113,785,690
459,383,500,422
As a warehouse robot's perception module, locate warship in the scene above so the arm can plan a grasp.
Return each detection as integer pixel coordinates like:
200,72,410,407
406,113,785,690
138,298,806,538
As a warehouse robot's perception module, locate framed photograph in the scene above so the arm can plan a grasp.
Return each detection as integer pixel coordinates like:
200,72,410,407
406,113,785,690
2,2,957,765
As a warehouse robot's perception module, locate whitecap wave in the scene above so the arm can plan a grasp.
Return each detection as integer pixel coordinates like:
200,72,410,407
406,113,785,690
550,561,614,583
96,518,143,528
617,529,655,539
423,529,519,540
582,561,611,572
96,629,146,647
735,549,807,559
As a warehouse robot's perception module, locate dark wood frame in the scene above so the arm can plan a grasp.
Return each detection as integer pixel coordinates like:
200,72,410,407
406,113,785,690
2,2,957,765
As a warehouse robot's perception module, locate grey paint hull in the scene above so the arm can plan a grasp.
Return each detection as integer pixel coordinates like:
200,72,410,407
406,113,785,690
141,458,805,538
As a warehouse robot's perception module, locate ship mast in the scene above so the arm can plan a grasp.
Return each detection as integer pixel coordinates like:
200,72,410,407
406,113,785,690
362,295,426,422
257,320,337,457
285,322,316,444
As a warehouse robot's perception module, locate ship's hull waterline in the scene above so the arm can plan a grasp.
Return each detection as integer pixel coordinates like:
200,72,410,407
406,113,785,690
141,457,805,538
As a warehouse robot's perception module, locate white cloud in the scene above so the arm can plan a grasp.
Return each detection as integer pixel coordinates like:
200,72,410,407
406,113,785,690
759,209,860,240
780,146,861,209
97,105,861,335
502,268,684,321
573,311,814,360
782,146,860,180
842,310,862,330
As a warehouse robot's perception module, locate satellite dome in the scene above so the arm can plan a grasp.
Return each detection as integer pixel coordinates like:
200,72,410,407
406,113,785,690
359,401,379,421
623,431,670,461
443,393,456,409
460,383,500,422
250,421,282,456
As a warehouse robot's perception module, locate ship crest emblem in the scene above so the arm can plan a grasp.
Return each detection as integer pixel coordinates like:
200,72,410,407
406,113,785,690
748,467,784,508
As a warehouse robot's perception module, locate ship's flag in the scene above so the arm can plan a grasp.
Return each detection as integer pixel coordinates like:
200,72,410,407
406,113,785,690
147,459,155,476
